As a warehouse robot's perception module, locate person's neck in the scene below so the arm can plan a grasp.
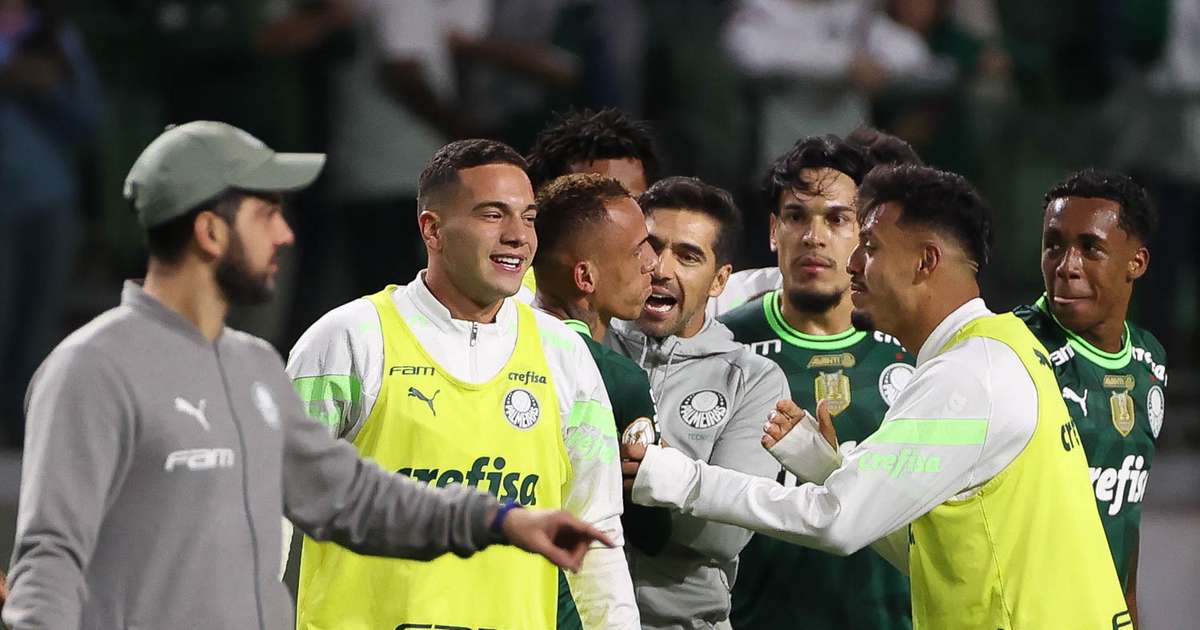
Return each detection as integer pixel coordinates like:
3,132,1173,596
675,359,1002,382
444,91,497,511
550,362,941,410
896,283,980,356
1073,299,1129,354
675,307,708,339
533,289,605,340
424,264,503,323
780,290,854,336
143,260,228,342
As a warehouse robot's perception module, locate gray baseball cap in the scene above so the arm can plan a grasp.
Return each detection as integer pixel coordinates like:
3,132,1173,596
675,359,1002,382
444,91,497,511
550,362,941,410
124,121,325,227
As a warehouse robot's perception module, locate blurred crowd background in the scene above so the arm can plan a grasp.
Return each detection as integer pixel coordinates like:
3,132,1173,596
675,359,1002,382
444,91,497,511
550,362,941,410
2,0,1198,449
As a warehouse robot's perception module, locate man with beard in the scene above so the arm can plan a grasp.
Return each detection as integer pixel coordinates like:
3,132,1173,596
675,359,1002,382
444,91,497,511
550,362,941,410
287,139,637,629
720,135,914,629
530,173,665,628
707,126,922,317
4,122,609,630
605,176,786,629
624,164,1129,628
1014,170,1166,621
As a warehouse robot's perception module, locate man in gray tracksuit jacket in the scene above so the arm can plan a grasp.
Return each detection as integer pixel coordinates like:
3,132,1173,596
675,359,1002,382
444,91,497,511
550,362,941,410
606,177,786,629
3,122,605,630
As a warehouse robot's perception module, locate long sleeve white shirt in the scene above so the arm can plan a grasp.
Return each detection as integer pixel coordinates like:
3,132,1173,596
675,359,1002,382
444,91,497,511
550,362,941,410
287,271,638,628
631,299,1037,567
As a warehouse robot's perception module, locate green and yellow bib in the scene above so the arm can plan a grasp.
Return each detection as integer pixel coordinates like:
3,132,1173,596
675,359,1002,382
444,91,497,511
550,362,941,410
296,288,570,630
909,313,1128,629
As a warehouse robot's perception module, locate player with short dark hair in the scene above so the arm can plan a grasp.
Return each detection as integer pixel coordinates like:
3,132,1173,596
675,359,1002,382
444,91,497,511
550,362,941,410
532,173,665,628
289,139,638,629
845,125,924,168
517,109,663,305
722,134,914,630
1014,168,1166,621
418,138,530,211
625,164,1130,628
710,130,920,316
607,176,787,629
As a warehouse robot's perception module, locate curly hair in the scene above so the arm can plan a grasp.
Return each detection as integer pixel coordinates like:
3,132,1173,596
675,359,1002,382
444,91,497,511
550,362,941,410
761,135,871,214
1043,169,1158,243
845,126,924,168
526,109,660,190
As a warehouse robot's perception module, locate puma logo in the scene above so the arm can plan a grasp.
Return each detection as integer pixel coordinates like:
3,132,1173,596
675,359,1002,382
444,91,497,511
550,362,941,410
1033,347,1052,369
408,387,440,415
1062,386,1089,417
174,397,210,431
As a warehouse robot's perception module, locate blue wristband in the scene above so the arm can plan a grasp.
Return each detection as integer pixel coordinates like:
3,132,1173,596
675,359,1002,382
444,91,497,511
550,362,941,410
490,499,524,536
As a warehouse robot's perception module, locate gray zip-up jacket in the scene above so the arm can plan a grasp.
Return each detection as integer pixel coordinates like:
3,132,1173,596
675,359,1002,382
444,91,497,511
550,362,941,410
4,282,500,630
606,317,786,629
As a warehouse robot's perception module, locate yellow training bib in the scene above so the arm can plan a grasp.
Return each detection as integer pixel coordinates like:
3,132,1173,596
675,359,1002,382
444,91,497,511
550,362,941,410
909,313,1128,629
297,287,570,630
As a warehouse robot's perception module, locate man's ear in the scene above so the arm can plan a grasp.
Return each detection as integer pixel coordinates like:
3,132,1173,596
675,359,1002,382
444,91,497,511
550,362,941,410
1127,246,1149,281
915,241,942,282
574,260,597,296
709,263,733,298
419,210,442,252
768,213,779,253
193,211,229,260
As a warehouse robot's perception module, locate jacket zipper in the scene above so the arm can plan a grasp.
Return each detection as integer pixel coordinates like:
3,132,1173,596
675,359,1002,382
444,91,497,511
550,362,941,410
214,345,266,629
469,322,479,379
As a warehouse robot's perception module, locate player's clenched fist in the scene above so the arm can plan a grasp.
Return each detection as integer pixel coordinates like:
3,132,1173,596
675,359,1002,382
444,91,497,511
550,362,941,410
621,442,647,492
762,399,838,451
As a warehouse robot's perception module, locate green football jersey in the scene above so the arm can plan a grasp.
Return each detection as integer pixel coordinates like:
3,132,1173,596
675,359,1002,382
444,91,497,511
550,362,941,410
720,291,914,630
1015,296,1166,591
556,320,670,630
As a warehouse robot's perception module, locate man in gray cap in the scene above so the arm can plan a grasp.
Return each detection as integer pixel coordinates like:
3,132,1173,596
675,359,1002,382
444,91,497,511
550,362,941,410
3,121,611,630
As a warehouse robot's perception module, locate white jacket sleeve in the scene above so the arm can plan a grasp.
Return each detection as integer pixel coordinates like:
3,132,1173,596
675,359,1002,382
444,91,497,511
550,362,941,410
281,299,383,574
285,299,382,440
632,338,1035,557
556,334,639,629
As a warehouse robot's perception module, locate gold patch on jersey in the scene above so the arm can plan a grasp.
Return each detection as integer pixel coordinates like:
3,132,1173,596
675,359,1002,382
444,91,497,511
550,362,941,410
807,353,856,370
1103,374,1136,390
1103,375,1137,437
815,370,852,416
1109,391,1135,436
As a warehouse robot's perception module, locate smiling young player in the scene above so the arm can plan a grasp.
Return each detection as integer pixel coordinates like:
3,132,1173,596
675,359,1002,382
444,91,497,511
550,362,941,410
1014,169,1166,620
287,139,638,629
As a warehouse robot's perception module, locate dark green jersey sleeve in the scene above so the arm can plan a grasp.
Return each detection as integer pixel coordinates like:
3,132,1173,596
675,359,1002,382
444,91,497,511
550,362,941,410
1015,299,1166,590
577,333,671,556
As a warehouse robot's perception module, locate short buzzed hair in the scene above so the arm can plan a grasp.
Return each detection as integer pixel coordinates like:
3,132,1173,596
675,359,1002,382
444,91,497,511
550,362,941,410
639,176,742,266
417,139,528,211
858,164,993,274
526,108,660,190
534,173,631,262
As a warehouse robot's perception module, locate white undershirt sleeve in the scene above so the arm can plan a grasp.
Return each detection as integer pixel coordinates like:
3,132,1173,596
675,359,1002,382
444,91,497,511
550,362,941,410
632,338,1036,557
